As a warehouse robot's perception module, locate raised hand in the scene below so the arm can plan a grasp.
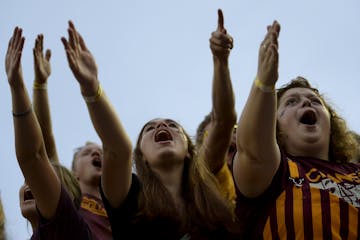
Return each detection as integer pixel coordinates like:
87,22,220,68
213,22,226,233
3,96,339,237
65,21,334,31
61,21,99,96
5,27,25,88
257,21,281,87
33,34,51,84
209,9,234,62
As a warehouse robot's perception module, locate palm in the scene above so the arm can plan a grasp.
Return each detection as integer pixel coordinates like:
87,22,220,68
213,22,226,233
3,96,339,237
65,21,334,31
34,55,51,83
5,39,23,86
74,50,98,85
62,21,99,93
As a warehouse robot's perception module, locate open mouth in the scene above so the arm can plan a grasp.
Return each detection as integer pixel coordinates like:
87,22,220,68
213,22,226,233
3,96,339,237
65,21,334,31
300,110,317,125
24,189,34,201
92,158,102,168
155,129,173,142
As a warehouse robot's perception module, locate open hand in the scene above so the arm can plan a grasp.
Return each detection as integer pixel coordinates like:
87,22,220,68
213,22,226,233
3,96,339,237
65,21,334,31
33,34,51,84
61,21,99,96
5,27,25,88
257,21,281,86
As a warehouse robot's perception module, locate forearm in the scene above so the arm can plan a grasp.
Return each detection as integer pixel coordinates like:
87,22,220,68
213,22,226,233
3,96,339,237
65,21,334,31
33,86,59,163
212,57,236,124
11,85,61,219
11,86,44,160
85,91,133,207
237,82,278,162
205,58,236,172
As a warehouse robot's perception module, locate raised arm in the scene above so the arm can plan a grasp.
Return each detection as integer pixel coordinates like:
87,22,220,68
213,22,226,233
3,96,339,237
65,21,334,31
32,34,59,164
61,21,133,208
233,21,281,198
5,27,60,219
200,9,237,173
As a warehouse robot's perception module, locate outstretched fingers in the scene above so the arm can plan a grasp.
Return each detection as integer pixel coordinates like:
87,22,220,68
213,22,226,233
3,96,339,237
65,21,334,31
9,27,24,64
5,27,25,85
78,33,88,52
62,38,76,70
45,49,51,61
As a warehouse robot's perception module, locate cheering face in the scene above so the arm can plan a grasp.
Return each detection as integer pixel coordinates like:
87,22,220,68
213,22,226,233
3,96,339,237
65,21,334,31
277,87,331,155
19,183,37,222
73,143,103,185
140,118,188,168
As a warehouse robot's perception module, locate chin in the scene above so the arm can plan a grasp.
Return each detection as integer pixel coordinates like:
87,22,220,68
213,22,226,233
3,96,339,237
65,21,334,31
20,204,37,220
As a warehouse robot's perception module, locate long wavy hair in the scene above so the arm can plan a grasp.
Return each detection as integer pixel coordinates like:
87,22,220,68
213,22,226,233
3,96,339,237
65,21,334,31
276,76,358,163
52,162,82,209
133,119,238,236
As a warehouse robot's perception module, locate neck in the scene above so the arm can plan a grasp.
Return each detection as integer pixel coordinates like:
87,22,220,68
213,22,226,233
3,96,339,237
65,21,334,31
29,218,39,232
287,143,329,161
79,182,100,199
153,163,184,203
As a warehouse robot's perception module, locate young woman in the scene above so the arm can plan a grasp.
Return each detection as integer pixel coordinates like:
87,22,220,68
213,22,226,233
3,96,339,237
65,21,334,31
6,27,94,240
32,33,112,239
234,20,360,239
61,13,239,239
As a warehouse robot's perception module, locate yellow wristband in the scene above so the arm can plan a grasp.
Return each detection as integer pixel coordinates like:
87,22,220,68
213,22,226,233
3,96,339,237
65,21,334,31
33,82,47,90
83,84,103,103
254,77,275,93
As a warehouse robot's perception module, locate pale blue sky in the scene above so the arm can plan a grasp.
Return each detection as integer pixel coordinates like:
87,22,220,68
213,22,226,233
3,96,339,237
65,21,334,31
1,0,360,239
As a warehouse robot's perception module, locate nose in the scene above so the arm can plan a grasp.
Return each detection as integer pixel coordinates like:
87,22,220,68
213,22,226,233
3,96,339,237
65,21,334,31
156,121,168,129
302,98,311,107
91,149,102,157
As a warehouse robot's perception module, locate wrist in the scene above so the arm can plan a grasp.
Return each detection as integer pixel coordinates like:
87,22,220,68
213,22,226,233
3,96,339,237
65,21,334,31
254,76,275,93
82,83,103,103
213,56,229,66
33,81,47,90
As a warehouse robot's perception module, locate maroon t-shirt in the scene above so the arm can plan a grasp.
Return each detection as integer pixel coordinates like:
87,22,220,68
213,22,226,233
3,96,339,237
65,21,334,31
31,185,95,240
78,194,112,240
235,153,360,239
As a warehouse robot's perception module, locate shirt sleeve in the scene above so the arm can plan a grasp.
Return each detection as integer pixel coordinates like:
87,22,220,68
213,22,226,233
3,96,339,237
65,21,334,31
32,185,94,240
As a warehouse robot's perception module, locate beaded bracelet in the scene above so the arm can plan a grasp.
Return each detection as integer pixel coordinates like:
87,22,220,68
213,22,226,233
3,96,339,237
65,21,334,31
33,82,47,90
12,106,32,117
254,77,275,93
83,84,103,103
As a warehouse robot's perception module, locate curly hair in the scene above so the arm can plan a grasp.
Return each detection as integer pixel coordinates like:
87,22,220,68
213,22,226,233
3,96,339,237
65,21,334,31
276,76,358,163
133,119,238,236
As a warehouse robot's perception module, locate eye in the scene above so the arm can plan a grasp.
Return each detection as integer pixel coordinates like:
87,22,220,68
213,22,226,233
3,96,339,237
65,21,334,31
311,98,322,105
168,122,178,128
285,98,298,106
81,150,91,156
145,126,155,132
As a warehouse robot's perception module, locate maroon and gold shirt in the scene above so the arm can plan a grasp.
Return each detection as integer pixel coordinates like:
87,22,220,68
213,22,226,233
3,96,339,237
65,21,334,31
235,153,360,239
79,194,112,240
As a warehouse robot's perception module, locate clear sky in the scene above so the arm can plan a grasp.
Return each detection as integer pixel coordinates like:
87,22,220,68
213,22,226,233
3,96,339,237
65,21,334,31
1,0,359,239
